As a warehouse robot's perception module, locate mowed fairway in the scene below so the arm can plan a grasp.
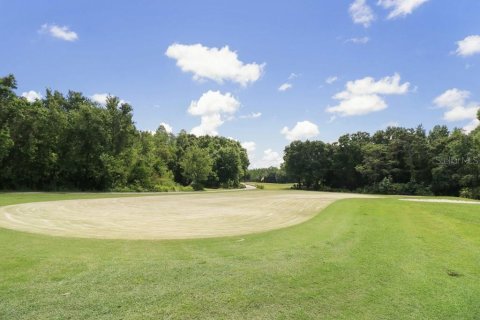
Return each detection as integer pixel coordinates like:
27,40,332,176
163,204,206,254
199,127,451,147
1,191,479,319
0,191,371,239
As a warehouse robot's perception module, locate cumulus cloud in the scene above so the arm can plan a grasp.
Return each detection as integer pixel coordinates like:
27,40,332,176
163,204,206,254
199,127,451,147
326,73,410,117
433,88,480,132
326,76,338,84
433,89,470,110
91,93,127,105
345,37,370,44
251,149,283,168
21,90,42,102
165,43,264,86
241,141,256,162
39,24,78,41
188,90,240,136
159,122,173,133
463,119,480,133
455,35,480,57
91,93,110,105
281,121,319,141
378,0,428,19
278,83,292,92
239,112,262,119
241,141,256,153
350,0,375,27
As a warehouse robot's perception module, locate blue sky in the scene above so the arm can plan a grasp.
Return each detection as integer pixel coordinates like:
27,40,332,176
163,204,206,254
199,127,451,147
1,0,480,167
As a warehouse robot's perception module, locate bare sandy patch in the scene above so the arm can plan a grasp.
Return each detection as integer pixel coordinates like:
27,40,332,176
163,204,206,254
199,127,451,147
0,191,371,239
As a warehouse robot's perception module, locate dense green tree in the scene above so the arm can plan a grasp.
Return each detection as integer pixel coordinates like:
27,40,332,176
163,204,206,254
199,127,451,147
282,122,480,198
329,132,370,189
214,146,243,187
283,140,331,189
247,166,289,183
180,146,213,190
0,75,249,191
3,74,480,197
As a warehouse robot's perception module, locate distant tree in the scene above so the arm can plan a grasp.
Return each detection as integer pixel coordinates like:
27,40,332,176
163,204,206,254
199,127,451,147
329,132,369,189
246,166,290,183
180,146,213,190
3,73,480,197
284,141,309,188
283,140,330,189
356,143,391,186
214,146,242,187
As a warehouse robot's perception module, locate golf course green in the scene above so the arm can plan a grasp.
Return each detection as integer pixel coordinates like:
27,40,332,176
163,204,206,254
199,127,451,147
0,190,479,319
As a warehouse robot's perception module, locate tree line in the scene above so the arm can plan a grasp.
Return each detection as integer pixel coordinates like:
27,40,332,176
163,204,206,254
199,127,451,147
280,123,480,199
246,167,289,184
0,75,249,191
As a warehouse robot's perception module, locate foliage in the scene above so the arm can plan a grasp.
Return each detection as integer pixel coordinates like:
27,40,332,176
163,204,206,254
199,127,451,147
246,166,289,183
0,75,249,191
283,124,480,198
180,146,213,190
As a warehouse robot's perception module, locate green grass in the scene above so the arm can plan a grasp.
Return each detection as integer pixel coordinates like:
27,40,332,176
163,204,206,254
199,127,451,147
247,182,295,190
1,193,479,319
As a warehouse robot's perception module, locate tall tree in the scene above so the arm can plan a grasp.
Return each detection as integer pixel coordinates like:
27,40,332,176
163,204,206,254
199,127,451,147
180,146,213,190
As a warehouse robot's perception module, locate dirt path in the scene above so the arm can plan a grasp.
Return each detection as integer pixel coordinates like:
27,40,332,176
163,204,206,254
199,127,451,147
0,191,372,240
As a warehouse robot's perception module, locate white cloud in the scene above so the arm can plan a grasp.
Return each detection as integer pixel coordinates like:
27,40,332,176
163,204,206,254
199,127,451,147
433,89,470,109
188,91,239,116
252,149,283,168
91,93,109,105
165,43,264,86
326,73,410,117
288,73,300,80
378,0,428,19
39,24,78,41
433,89,480,132
349,0,375,27
91,93,127,105
188,90,240,136
241,141,256,162
329,94,387,116
463,119,480,133
159,122,173,133
281,121,319,141
444,107,478,122
191,114,224,136
326,76,338,84
241,141,256,153
455,35,480,57
21,90,42,102
239,112,262,119
278,83,292,92
345,36,370,44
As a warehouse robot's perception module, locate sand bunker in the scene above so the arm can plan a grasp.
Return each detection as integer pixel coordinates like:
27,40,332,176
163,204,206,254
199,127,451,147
0,191,371,240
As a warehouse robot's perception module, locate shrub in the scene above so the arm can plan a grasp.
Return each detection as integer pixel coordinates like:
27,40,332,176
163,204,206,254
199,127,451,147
459,187,480,200
191,182,205,191
378,177,394,194
460,188,473,199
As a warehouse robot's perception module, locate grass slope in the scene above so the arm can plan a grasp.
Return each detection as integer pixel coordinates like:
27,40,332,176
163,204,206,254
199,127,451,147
0,193,479,319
